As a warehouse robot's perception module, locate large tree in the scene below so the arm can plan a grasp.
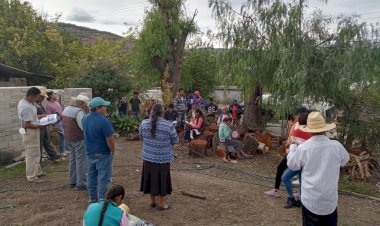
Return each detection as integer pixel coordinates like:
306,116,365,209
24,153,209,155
134,0,198,104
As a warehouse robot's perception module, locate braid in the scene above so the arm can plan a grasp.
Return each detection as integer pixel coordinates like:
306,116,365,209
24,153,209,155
150,104,164,138
97,185,125,226
98,201,110,226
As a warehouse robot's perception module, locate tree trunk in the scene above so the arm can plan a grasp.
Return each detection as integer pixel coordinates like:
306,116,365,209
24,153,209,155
241,82,262,133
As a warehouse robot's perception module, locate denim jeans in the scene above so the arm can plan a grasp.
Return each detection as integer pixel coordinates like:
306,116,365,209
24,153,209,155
67,140,87,187
87,153,112,201
56,124,65,154
131,111,140,119
178,112,185,128
282,168,301,197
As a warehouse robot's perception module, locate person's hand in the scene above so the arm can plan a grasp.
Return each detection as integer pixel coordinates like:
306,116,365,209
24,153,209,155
38,114,47,119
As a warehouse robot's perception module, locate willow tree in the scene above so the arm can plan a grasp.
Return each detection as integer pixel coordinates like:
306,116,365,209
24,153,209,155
209,0,379,140
134,0,197,104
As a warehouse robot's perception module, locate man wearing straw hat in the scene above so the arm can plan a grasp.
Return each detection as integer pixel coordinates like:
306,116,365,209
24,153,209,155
62,93,90,191
287,111,350,226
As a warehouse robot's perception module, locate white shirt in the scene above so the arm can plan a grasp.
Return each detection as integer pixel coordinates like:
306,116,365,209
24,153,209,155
287,135,350,215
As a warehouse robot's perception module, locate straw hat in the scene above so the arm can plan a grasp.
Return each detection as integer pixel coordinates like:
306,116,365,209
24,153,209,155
71,94,90,103
299,111,336,133
37,86,48,97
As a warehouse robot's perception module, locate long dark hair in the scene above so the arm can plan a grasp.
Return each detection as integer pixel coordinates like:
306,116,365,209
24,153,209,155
151,104,164,138
98,185,125,226
194,109,204,124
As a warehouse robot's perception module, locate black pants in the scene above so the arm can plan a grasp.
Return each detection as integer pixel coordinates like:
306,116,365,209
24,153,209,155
302,206,337,226
40,127,59,162
275,154,288,189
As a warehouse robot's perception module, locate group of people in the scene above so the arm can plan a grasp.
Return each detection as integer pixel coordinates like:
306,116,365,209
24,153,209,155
264,107,350,226
18,86,350,226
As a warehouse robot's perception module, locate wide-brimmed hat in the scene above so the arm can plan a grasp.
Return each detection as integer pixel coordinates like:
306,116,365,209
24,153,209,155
37,86,48,97
71,94,90,103
299,111,336,133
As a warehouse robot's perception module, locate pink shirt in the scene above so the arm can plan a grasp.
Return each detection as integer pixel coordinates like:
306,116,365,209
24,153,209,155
46,101,63,125
191,117,204,129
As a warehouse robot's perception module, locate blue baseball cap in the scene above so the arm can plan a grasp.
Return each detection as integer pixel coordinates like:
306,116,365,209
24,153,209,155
89,97,110,108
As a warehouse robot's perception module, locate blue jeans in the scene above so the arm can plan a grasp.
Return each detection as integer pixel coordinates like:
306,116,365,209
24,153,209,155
57,124,65,154
131,111,140,119
87,153,112,201
178,112,185,128
282,168,301,198
67,140,87,187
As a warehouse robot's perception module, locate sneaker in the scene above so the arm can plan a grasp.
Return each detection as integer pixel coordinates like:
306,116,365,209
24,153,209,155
264,189,280,198
190,132,194,140
88,198,98,204
38,172,47,177
283,197,298,208
292,179,300,185
28,178,45,183
68,184,76,188
61,151,70,157
296,200,302,208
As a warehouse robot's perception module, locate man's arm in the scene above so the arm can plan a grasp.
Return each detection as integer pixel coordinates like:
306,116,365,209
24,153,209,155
106,136,115,156
23,121,39,129
75,111,85,131
287,144,303,170
340,145,350,167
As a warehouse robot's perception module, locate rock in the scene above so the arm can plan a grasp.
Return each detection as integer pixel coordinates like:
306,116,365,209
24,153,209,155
0,149,14,166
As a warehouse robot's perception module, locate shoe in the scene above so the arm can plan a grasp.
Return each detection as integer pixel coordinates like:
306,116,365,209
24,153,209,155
283,197,298,208
292,179,300,185
68,184,76,188
190,133,194,139
88,198,98,204
296,200,302,208
38,172,47,177
264,189,280,198
62,151,69,157
157,205,170,211
150,202,156,208
28,178,45,183
76,186,87,191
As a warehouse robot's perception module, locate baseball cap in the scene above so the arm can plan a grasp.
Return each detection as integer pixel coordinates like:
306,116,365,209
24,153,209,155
89,97,110,108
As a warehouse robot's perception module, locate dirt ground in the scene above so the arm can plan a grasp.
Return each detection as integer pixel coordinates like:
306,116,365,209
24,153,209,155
1,138,380,226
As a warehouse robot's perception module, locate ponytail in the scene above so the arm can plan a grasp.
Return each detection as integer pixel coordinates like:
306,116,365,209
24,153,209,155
98,201,110,226
150,104,164,138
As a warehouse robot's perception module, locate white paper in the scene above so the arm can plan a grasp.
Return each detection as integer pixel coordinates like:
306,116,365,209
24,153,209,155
39,114,58,126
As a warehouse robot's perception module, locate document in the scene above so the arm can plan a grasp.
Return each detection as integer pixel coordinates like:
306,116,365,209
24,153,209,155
39,114,59,126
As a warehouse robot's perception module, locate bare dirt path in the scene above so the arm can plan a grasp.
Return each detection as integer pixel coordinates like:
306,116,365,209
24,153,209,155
1,138,380,226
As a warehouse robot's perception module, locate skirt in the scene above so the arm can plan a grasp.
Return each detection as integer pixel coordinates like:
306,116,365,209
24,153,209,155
140,160,172,196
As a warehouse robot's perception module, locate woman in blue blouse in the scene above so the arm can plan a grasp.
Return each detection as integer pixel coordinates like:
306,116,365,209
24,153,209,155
139,104,179,210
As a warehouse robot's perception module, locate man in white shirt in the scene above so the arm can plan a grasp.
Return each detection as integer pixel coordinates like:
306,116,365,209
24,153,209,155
287,111,350,226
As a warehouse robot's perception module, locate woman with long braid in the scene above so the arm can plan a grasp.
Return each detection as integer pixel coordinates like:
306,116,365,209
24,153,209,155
139,104,179,210
83,184,128,226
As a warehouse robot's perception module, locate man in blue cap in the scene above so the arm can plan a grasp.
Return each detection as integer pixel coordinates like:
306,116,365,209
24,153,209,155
83,97,115,203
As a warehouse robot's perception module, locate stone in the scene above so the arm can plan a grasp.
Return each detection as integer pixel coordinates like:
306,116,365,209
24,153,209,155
0,149,14,166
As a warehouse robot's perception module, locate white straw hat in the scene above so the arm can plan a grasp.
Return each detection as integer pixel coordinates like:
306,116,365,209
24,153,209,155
299,111,336,133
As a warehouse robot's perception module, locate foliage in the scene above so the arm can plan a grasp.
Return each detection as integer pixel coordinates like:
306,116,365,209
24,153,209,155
70,59,132,111
181,48,219,98
110,116,140,135
132,0,198,96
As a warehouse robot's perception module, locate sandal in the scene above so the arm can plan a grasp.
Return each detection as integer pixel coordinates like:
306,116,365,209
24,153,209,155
157,205,170,211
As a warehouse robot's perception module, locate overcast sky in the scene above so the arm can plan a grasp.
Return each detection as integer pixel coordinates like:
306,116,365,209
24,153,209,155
27,0,380,37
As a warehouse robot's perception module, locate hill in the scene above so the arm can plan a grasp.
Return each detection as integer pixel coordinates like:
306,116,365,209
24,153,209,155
57,23,123,44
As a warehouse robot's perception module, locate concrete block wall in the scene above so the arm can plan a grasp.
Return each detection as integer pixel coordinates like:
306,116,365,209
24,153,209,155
0,87,30,155
0,87,92,157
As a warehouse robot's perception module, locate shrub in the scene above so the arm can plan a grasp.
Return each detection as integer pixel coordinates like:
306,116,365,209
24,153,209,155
110,116,139,135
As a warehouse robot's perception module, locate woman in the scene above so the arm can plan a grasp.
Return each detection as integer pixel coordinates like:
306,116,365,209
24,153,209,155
83,184,128,226
217,107,232,125
45,91,65,155
264,107,308,198
184,109,205,141
139,104,179,210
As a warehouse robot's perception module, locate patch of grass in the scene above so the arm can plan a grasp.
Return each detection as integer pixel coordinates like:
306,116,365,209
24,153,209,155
0,163,26,180
339,176,380,199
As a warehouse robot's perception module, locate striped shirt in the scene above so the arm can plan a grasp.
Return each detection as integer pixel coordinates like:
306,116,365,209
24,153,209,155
287,135,350,215
139,117,179,164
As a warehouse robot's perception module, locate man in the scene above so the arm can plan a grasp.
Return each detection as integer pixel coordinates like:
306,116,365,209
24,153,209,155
173,88,187,128
35,87,60,162
191,90,205,110
205,97,218,114
62,93,90,191
229,99,243,127
129,91,141,119
17,87,44,182
164,103,179,125
83,97,115,203
287,111,350,226
118,97,128,116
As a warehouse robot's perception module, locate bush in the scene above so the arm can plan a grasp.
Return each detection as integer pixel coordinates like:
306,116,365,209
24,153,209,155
110,116,140,135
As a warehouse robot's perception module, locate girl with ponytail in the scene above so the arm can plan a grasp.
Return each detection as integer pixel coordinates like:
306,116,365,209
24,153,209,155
83,185,128,226
139,104,179,210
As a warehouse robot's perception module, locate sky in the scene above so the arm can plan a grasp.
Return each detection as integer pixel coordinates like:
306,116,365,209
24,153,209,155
27,0,380,37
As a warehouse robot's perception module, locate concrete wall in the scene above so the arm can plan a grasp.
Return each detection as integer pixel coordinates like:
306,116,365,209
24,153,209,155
0,87,92,157
213,86,243,104
0,78,27,87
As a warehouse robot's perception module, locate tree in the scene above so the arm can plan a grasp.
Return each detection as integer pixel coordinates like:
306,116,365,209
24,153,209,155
133,0,198,104
181,48,218,98
70,59,132,111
